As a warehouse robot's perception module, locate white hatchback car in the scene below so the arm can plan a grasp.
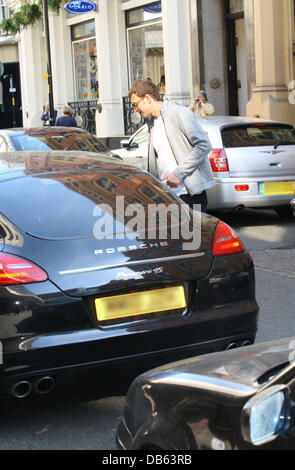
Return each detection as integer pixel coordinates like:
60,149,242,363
113,116,295,217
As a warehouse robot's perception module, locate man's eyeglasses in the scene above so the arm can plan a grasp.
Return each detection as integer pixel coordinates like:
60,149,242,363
131,96,145,109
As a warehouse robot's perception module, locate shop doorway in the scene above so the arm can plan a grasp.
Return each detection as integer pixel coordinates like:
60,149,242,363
225,1,247,116
0,62,22,128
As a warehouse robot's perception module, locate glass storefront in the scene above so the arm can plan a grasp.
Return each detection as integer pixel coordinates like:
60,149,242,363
72,21,99,101
126,2,164,91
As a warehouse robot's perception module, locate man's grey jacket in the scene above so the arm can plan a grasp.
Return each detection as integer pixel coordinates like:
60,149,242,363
147,99,215,195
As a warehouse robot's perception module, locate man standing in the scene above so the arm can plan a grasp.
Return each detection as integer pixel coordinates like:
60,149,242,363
189,90,215,117
41,104,51,126
128,79,215,213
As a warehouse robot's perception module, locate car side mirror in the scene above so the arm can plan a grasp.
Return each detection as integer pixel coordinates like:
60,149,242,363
241,384,292,446
120,139,130,149
130,142,139,149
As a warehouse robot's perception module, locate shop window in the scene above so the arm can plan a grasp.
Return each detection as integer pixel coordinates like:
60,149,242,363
0,0,11,21
72,21,98,101
126,2,162,26
126,2,164,90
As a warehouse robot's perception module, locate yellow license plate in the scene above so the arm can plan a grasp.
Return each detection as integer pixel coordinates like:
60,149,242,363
95,286,186,322
259,181,295,196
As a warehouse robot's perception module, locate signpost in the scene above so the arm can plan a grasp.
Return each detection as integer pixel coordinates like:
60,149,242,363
43,0,55,125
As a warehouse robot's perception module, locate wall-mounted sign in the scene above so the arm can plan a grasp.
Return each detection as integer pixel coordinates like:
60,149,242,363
64,1,96,14
144,3,162,14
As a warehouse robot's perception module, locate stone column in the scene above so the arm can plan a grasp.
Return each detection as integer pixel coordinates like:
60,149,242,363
161,0,192,105
48,9,74,115
247,0,295,124
95,0,127,137
18,21,47,127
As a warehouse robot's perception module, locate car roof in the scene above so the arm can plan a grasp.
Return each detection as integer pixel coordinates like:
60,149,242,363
0,150,139,180
197,115,293,129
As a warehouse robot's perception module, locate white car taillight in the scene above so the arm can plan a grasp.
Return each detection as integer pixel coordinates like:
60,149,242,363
209,149,229,172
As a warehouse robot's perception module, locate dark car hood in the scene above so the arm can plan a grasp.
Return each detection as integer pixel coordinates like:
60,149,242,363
141,337,295,394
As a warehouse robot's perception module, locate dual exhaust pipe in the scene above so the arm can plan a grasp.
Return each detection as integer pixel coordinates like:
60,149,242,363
10,376,55,399
226,339,252,350
9,340,253,397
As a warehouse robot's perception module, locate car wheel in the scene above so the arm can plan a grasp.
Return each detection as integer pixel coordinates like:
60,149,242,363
274,206,294,218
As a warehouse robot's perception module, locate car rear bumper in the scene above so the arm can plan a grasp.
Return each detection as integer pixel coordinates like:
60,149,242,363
0,252,259,398
207,177,295,210
0,329,257,399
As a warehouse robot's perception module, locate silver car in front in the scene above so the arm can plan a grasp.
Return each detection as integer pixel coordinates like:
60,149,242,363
114,116,295,217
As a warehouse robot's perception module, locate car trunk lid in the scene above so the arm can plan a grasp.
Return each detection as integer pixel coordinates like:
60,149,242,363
0,167,217,296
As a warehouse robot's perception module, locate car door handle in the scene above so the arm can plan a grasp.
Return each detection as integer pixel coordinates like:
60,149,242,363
269,162,281,167
136,155,143,159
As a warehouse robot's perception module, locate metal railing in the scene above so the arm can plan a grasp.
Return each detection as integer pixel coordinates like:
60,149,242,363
68,100,102,134
123,96,145,135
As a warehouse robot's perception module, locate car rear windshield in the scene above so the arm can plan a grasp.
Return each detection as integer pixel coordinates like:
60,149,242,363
221,124,295,148
0,171,183,239
10,131,108,153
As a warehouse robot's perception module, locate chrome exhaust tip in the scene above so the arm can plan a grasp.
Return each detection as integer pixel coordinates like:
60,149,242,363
234,205,244,213
241,340,252,347
226,342,238,350
34,376,55,395
10,380,32,399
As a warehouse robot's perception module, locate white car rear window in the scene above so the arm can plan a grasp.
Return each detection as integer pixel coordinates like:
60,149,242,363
221,124,295,148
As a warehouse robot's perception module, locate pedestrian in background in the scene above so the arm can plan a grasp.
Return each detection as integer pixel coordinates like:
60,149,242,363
41,104,51,126
41,103,57,126
128,79,214,213
189,90,214,117
55,105,78,127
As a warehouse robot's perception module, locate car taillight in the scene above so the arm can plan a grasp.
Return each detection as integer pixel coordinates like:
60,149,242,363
212,221,245,256
209,149,229,172
0,253,48,285
235,185,249,192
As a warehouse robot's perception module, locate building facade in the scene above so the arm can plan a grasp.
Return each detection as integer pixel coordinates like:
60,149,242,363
0,0,294,136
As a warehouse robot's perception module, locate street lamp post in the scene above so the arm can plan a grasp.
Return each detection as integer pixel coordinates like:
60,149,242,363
42,0,55,125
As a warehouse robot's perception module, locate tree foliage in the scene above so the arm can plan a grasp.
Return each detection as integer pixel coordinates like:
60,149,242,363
1,0,64,35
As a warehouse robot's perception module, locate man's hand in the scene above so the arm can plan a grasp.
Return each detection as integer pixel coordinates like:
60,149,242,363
161,173,181,188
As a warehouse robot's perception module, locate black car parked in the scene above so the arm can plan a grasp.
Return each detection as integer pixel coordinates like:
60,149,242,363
0,127,113,155
117,337,295,450
0,150,258,399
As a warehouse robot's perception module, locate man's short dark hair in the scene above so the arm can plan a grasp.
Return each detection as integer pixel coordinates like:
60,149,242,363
129,79,161,101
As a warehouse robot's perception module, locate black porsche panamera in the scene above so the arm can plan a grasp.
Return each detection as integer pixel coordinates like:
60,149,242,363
0,150,259,399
